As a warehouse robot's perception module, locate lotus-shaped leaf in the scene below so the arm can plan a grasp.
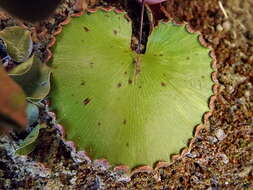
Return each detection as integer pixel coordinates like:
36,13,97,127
50,9,213,168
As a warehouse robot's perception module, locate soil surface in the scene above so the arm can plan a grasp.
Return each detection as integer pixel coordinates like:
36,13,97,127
0,0,252,189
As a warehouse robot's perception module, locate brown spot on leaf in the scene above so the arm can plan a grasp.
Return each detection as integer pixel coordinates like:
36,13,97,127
89,62,94,68
126,142,129,147
186,56,190,60
123,119,127,125
83,98,91,105
128,79,132,84
161,82,166,87
98,122,101,126
83,26,90,32
117,83,122,88
113,30,118,35
81,81,86,86
124,71,127,75
159,54,163,56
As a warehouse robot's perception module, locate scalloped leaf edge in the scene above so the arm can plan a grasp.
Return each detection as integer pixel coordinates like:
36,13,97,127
45,6,218,175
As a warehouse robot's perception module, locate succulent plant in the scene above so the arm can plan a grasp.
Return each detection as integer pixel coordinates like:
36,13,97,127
0,27,32,134
48,8,214,168
0,26,51,102
15,124,41,155
0,26,32,63
0,26,47,152
9,56,51,102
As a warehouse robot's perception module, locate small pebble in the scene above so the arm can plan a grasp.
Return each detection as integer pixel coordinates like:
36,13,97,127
245,90,250,98
218,153,229,164
207,136,218,144
222,21,231,31
231,31,237,40
185,152,196,158
215,129,226,141
216,24,223,32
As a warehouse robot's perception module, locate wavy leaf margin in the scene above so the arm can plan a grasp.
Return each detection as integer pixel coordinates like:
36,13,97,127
45,6,218,176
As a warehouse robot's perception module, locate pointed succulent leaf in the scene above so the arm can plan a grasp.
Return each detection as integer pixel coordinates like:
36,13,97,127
9,55,34,75
50,10,213,168
9,56,52,101
15,124,43,155
15,103,40,155
0,26,33,62
26,102,39,127
0,65,27,134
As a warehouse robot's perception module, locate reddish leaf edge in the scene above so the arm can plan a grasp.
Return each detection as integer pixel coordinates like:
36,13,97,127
45,6,218,177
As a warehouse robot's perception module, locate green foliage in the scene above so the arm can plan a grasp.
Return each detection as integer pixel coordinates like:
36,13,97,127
26,102,39,126
0,26,46,153
0,26,51,102
9,56,51,101
9,55,34,75
50,10,213,167
0,26,32,62
15,102,41,155
0,26,48,141
15,124,43,155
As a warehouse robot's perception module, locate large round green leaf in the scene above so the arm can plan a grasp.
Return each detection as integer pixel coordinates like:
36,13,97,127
50,10,213,168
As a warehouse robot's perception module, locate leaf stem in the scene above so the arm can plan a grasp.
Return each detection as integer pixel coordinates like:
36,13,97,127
137,0,145,54
135,0,145,77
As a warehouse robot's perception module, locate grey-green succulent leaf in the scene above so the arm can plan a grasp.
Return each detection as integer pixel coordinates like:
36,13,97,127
10,56,52,101
9,55,34,75
15,103,41,155
15,124,44,155
26,102,39,127
0,26,32,63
